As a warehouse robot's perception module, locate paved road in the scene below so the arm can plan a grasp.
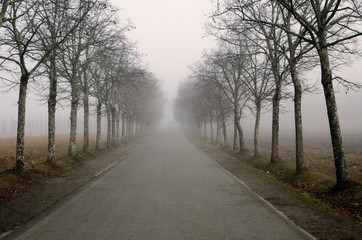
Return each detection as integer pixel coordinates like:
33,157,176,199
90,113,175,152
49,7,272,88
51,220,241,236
5,128,313,240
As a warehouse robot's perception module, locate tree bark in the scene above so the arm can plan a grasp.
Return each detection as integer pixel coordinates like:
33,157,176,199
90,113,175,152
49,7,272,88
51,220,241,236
290,62,305,173
216,120,220,146
233,121,237,151
254,102,261,156
235,105,244,153
95,101,102,150
68,94,79,157
111,106,116,144
68,61,80,157
126,118,131,140
106,104,111,148
222,115,228,146
116,112,120,142
270,84,281,164
126,118,130,139
319,45,349,187
210,119,214,142
283,13,305,173
0,1,10,29
83,72,89,152
121,115,126,142
15,74,29,171
47,54,57,162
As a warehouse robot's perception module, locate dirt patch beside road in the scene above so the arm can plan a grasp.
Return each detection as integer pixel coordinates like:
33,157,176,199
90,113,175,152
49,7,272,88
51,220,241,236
193,141,361,240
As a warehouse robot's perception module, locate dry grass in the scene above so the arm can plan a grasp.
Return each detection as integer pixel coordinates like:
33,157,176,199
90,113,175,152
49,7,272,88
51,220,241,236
2,134,360,182
244,135,362,183
0,135,103,173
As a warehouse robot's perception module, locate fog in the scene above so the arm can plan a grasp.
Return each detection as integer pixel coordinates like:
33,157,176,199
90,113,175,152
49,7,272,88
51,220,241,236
0,0,362,141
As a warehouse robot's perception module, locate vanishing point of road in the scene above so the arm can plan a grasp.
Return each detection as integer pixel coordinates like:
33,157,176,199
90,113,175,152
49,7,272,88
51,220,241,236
4,128,314,240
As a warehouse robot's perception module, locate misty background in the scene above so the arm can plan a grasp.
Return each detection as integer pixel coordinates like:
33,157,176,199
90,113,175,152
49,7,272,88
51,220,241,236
0,0,361,141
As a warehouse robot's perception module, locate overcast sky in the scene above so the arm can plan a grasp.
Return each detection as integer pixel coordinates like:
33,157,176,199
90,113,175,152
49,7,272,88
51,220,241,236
111,0,362,135
0,0,361,137
111,0,215,99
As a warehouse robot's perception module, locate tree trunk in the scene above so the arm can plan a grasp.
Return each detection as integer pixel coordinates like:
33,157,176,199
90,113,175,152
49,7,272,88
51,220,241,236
270,85,281,164
285,14,305,173
135,118,139,137
68,92,78,157
47,55,57,162
111,106,116,144
0,1,10,29
254,102,261,156
216,120,220,146
319,46,349,187
106,104,111,148
95,101,102,150
116,112,120,142
130,119,135,138
126,118,131,139
15,74,29,171
203,121,207,139
222,115,228,146
233,121,237,151
126,118,130,140
121,115,126,142
199,122,202,137
235,106,244,153
83,73,89,152
290,62,304,173
210,119,214,142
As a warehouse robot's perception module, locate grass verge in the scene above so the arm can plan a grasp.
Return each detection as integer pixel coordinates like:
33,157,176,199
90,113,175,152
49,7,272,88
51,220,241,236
0,145,114,203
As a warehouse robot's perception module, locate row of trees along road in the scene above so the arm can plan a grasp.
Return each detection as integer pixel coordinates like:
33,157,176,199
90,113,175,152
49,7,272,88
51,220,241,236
174,0,362,189
0,0,164,172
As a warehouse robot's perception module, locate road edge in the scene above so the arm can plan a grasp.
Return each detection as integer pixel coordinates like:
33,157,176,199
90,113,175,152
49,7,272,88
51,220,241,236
0,139,145,239
199,149,317,240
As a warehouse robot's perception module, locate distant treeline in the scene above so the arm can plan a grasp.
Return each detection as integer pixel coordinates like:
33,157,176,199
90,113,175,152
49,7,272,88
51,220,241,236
174,0,362,190
0,1,164,171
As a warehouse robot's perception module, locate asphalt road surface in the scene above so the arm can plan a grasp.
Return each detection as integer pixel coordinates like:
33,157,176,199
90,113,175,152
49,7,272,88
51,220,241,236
5,128,314,240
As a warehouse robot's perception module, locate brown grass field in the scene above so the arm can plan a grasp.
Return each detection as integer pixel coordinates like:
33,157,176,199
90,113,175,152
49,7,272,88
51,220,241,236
245,135,362,183
1,134,360,183
0,135,103,173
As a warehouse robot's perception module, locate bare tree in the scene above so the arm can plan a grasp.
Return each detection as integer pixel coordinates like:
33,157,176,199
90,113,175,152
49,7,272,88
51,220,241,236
210,0,362,186
174,80,202,134
193,40,250,152
189,59,233,146
88,57,105,150
0,0,93,170
34,0,92,162
209,1,291,161
0,0,33,28
277,8,319,173
242,41,273,156
56,1,101,156
78,2,130,151
273,0,362,187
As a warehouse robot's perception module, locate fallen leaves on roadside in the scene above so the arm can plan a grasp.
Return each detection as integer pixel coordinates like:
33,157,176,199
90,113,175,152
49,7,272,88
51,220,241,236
0,169,63,203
